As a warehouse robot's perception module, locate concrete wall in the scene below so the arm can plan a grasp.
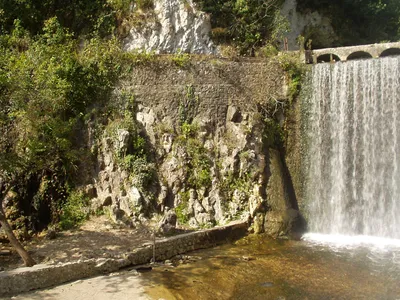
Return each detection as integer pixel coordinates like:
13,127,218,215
0,221,248,297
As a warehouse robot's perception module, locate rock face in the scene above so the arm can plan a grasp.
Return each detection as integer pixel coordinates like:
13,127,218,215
281,0,337,50
123,0,216,54
83,58,305,238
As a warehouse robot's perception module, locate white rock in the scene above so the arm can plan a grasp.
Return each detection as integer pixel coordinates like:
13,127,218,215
281,0,336,50
123,0,216,54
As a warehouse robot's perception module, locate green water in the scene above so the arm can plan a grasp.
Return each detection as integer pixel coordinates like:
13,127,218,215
142,235,400,300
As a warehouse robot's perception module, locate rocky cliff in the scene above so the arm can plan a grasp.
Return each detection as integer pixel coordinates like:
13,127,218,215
123,0,215,54
82,57,305,237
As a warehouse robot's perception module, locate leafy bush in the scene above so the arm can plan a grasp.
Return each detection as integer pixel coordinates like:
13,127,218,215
59,191,90,230
297,0,400,46
136,0,154,10
172,51,191,68
0,18,125,231
277,52,306,101
194,0,286,55
0,0,116,37
177,122,212,190
176,191,190,224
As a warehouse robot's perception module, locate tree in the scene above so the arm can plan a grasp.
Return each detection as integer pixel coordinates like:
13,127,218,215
0,177,36,267
297,0,400,46
0,17,124,267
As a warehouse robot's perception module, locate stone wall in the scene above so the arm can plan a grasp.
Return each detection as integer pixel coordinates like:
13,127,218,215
0,221,247,297
86,57,305,237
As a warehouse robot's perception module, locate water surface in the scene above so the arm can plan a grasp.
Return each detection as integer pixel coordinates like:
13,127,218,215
143,235,400,300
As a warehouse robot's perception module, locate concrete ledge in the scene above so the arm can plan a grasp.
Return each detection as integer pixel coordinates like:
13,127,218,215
0,221,248,297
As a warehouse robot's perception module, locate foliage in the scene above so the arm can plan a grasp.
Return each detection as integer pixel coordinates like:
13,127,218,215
0,18,125,231
194,0,287,55
105,92,156,192
179,85,199,125
136,0,154,11
297,0,400,46
277,52,307,101
59,190,90,230
220,171,253,198
0,0,116,37
263,117,284,148
124,50,157,65
256,44,279,58
172,51,191,68
176,191,190,224
177,122,212,190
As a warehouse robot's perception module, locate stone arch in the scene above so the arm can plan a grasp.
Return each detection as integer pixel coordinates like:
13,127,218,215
380,48,400,57
316,53,341,63
347,51,373,61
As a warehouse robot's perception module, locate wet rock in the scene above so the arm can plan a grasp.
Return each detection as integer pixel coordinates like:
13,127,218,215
136,266,153,273
264,209,305,238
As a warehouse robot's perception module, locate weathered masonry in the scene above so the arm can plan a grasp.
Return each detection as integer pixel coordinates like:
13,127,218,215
305,41,400,63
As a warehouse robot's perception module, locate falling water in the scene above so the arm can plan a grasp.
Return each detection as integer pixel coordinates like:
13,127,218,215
305,56,400,240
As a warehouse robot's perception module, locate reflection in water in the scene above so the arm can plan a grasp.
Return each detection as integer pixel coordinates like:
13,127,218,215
142,235,400,300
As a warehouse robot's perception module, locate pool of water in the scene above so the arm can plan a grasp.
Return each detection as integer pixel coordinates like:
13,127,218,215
142,234,400,300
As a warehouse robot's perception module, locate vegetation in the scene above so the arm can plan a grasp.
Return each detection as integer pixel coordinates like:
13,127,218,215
277,52,307,102
194,0,287,55
1,0,399,267
105,92,156,196
220,170,253,201
172,50,191,68
177,122,212,191
0,15,126,265
297,0,400,47
59,190,90,230
176,191,190,224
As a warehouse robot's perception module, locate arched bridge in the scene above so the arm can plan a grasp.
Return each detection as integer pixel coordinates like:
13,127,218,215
305,41,400,63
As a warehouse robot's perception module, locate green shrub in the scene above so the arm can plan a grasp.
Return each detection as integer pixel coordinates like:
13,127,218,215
0,18,125,230
59,191,90,230
136,0,154,10
177,122,212,190
176,191,190,224
172,51,190,68
194,0,286,55
277,52,307,101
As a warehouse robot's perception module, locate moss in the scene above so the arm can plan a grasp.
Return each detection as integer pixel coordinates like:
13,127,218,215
172,51,191,68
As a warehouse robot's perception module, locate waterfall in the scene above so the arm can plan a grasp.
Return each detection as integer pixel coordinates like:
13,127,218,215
305,56,400,239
